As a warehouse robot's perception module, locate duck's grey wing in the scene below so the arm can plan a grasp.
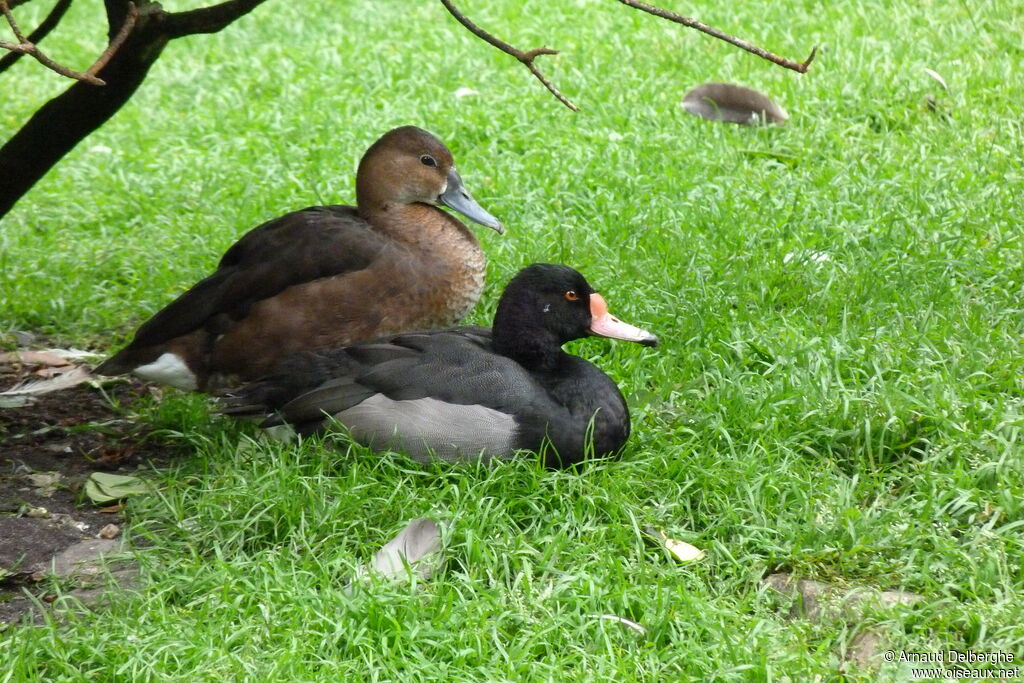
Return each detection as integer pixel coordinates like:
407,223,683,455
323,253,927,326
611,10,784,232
232,329,563,460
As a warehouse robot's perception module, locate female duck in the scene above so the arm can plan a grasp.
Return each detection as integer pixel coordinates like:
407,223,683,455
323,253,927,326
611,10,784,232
225,264,658,467
96,126,502,391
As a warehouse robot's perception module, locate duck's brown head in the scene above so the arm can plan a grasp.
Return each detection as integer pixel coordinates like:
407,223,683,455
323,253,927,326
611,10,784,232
355,126,503,233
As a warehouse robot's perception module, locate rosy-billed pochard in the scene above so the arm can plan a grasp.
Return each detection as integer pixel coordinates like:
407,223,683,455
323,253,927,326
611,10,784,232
223,264,658,467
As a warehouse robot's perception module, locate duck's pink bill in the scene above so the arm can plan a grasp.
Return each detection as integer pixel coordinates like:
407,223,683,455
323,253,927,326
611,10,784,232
588,293,658,347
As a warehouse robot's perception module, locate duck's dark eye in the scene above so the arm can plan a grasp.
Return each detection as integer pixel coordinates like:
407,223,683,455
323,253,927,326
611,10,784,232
420,155,437,168
564,290,579,301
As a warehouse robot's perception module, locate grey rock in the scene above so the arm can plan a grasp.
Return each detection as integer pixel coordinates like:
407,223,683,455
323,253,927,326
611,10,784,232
34,538,126,585
846,629,884,669
763,572,923,622
763,572,925,670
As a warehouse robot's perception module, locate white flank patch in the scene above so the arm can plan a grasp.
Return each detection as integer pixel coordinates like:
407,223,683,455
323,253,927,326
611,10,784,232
337,395,516,462
133,353,197,390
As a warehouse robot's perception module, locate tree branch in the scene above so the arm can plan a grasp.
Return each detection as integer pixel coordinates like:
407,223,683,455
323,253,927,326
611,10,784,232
0,0,73,75
0,0,137,84
439,0,579,112
161,0,269,39
616,0,817,74
85,0,137,79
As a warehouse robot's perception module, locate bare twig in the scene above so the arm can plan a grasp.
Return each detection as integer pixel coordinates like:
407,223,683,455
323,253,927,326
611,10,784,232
0,0,73,75
616,0,817,73
83,0,137,78
439,0,578,112
0,0,136,84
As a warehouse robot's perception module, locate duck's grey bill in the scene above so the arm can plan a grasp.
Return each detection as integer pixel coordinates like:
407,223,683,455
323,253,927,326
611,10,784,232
440,168,504,234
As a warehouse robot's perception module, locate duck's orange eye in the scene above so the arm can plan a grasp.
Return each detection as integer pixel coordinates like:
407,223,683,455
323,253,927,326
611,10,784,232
564,290,579,301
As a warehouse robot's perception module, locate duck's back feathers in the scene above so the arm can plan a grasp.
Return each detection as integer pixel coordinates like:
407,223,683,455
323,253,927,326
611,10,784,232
97,206,388,377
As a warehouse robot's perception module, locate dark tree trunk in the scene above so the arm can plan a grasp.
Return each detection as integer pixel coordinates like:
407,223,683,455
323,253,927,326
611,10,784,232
0,0,268,220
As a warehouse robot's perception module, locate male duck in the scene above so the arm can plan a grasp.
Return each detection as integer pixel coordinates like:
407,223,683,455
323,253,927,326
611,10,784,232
95,126,503,391
224,264,658,467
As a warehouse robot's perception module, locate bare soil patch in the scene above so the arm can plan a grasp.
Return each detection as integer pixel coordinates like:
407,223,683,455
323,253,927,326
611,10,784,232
1,349,167,626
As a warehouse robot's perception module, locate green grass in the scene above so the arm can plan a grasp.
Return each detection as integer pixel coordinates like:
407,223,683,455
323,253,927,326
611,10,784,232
2,0,1023,679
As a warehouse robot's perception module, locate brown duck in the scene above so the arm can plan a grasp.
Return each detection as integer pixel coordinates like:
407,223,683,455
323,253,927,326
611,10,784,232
95,126,503,391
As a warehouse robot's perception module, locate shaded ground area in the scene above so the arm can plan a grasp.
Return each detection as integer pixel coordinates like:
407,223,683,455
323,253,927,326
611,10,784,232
0,349,167,626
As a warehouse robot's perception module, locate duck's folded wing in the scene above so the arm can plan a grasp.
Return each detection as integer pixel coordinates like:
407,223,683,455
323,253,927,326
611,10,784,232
240,329,551,444
129,206,386,348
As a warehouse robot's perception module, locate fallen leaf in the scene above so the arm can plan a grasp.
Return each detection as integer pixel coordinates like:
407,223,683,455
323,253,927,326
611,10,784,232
40,348,102,363
26,471,62,485
783,250,832,265
0,350,72,367
96,444,137,467
1,366,94,396
98,504,124,514
25,472,62,496
682,82,788,126
0,395,34,408
33,365,78,379
645,526,705,563
923,68,948,91
84,472,152,504
590,614,648,635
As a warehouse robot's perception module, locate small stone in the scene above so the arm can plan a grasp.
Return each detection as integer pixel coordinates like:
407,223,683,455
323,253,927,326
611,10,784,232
25,507,49,518
98,524,120,540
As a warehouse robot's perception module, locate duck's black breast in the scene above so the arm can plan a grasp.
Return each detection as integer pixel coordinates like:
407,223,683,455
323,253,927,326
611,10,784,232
230,328,631,466
516,355,631,466
128,206,388,349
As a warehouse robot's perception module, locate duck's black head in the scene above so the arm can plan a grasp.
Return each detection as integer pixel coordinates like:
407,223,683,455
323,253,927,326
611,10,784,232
491,264,657,368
